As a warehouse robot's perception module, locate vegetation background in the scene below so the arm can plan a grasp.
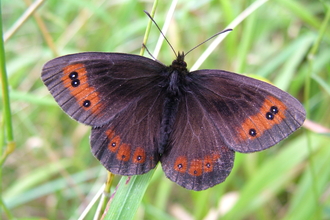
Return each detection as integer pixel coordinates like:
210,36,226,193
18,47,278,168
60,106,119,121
1,0,329,219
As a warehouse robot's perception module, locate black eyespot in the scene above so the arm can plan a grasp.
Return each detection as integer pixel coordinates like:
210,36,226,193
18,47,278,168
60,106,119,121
111,143,116,147
270,106,278,114
194,170,197,174
121,155,126,159
249,128,257,137
69,71,78,79
266,112,274,120
137,156,142,161
83,100,91,107
71,79,80,87
178,164,183,169
206,163,211,168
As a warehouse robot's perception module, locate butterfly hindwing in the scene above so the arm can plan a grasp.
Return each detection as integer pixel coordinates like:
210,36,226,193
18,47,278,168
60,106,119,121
91,85,164,175
90,77,167,175
161,91,235,191
41,52,166,126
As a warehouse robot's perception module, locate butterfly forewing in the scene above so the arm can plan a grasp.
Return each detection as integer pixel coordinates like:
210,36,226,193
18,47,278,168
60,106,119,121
189,69,306,153
41,52,166,126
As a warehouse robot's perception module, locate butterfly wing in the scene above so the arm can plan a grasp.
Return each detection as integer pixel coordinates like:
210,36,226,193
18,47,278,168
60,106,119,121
161,91,235,191
90,86,166,175
161,69,305,190
41,52,166,126
187,69,305,153
42,52,168,174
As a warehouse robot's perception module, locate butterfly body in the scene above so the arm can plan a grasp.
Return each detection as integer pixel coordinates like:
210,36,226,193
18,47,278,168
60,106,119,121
42,52,305,190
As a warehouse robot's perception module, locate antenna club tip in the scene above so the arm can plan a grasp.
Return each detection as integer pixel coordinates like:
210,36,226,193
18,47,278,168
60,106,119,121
224,28,233,33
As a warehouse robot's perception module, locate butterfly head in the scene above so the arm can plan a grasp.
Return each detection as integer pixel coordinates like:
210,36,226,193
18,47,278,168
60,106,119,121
170,52,188,74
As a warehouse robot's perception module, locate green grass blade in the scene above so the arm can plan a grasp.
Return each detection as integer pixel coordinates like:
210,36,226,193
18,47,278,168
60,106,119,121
103,170,155,220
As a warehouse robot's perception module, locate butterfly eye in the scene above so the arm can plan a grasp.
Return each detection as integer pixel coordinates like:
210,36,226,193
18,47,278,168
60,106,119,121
71,79,80,87
270,106,278,114
107,135,121,153
249,128,257,137
117,143,131,162
188,159,203,176
133,147,146,163
69,71,78,79
83,100,91,107
203,154,218,172
174,156,188,173
266,112,274,120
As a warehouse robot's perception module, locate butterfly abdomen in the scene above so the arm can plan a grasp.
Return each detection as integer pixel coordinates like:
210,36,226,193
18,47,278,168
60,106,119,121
159,94,180,154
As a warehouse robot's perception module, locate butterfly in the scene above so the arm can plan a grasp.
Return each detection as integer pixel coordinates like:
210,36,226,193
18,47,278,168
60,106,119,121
41,34,305,191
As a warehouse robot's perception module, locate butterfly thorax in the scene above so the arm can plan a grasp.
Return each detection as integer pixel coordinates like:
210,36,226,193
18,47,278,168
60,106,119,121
166,52,189,96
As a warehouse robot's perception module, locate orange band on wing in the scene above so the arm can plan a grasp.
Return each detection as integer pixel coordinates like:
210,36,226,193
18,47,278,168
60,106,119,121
174,152,221,176
236,95,287,142
203,153,221,173
133,147,146,164
62,64,102,114
117,143,131,162
174,156,188,173
106,128,149,165
188,159,203,176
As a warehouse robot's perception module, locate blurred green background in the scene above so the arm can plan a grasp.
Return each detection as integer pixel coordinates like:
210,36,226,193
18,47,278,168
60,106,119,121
1,0,330,219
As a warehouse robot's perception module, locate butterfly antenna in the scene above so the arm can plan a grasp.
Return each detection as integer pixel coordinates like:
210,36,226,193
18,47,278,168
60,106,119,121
144,10,177,57
142,43,157,60
185,28,233,56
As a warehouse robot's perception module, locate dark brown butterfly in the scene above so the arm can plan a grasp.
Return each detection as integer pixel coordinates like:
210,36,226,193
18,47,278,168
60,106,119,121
41,49,305,190
42,12,305,190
